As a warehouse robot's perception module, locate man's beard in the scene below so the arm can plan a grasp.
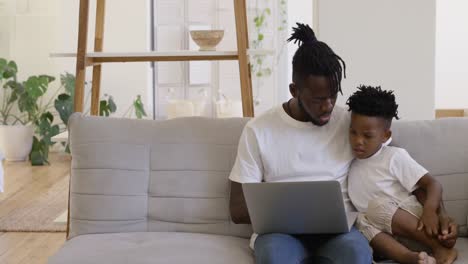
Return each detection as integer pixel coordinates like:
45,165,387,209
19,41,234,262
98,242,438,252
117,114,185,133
297,95,331,126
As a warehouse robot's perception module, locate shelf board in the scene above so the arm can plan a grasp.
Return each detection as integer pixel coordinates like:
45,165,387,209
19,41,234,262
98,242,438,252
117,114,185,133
50,51,239,63
50,49,275,64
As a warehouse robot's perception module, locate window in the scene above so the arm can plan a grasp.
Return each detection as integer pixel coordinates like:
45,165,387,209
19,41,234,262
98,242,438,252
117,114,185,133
151,0,288,119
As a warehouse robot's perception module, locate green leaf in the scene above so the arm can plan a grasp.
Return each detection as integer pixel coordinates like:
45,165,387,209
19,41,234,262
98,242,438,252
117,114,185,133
54,93,73,126
255,15,265,27
99,100,110,117
39,74,55,83
24,76,46,99
2,60,18,79
262,68,272,76
265,8,271,15
5,80,24,94
30,136,48,166
60,72,75,97
7,61,18,73
43,112,54,123
7,92,18,104
108,96,117,113
133,95,147,119
258,34,264,41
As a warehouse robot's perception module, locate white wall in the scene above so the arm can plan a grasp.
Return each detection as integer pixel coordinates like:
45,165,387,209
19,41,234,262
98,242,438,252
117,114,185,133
0,0,151,118
1,0,60,93
284,0,313,102
435,0,468,109
317,0,436,120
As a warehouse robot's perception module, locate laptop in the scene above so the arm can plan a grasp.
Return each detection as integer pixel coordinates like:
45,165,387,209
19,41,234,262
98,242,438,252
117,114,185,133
242,181,358,235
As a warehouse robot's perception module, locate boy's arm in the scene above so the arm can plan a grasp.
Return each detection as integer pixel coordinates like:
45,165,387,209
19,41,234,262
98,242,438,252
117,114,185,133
415,174,442,236
229,181,251,224
413,186,458,247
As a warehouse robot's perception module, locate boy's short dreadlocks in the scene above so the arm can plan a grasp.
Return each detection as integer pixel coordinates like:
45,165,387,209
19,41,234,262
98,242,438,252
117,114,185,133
346,85,400,123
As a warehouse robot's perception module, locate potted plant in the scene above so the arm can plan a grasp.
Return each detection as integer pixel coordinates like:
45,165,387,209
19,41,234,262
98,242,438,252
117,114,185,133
0,58,60,164
0,59,33,161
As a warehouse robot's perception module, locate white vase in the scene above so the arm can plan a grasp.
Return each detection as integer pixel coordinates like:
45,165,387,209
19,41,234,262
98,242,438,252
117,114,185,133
0,124,34,161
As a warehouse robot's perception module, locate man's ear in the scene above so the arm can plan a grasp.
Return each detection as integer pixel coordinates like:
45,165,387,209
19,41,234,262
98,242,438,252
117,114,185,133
290,83,298,98
383,129,392,143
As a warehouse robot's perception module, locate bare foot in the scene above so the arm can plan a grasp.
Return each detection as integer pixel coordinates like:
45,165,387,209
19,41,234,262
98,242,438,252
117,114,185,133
434,246,458,264
418,252,436,264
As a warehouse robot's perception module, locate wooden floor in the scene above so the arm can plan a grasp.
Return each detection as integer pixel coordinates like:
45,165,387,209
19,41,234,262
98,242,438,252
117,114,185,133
0,153,70,264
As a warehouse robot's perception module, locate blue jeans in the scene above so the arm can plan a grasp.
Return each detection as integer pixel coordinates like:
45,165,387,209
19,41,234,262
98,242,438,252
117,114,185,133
254,227,372,264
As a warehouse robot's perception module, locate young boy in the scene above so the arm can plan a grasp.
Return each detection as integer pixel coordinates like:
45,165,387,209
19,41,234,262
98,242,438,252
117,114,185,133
346,85,458,264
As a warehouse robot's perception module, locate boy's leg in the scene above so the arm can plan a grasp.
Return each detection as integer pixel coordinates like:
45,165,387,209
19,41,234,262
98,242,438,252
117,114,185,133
364,198,437,264
370,232,435,264
254,233,308,264
391,208,457,264
313,227,373,264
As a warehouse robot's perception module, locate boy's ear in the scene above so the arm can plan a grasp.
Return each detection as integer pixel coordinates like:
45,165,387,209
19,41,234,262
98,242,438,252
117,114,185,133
383,129,392,143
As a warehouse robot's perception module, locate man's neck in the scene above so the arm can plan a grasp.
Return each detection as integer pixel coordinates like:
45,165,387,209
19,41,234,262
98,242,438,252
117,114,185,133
283,98,309,122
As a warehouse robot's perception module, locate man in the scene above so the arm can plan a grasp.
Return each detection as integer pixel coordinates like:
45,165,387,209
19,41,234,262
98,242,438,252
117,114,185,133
228,23,457,264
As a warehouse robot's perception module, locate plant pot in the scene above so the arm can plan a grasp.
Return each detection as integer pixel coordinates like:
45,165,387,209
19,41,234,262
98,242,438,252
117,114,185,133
0,124,34,161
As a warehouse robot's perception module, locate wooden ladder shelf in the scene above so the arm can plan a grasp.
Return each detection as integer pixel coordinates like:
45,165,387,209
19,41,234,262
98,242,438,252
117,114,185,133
73,0,254,117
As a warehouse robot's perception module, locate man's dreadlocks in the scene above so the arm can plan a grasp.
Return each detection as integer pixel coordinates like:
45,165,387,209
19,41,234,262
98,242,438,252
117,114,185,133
287,23,346,95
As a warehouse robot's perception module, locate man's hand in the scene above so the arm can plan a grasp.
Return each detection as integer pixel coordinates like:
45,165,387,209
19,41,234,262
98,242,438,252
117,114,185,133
418,208,439,237
438,213,458,248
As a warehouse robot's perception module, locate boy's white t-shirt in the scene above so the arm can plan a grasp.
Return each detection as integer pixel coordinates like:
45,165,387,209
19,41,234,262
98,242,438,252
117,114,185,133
229,105,354,248
348,145,428,213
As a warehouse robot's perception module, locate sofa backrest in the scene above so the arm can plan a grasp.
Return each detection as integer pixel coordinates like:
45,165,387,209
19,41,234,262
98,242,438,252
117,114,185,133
68,113,468,239
67,113,252,238
391,117,468,236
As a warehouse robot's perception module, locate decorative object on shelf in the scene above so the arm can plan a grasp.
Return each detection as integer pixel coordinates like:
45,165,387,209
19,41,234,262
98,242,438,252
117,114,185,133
165,87,207,119
214,90,243,118
189,30,225,51
166,100,195,119
216,100,243,118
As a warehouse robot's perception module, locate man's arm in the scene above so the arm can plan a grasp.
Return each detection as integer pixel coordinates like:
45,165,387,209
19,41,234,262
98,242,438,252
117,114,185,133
229,180,251,224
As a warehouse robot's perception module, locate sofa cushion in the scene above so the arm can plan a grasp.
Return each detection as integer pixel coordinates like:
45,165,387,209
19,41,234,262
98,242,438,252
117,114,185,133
391,118,468,236
48,232,254,264
68,114,252,239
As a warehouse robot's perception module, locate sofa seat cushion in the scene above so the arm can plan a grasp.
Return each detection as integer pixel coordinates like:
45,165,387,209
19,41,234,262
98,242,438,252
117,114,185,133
49,232,254,264
376,237,468,264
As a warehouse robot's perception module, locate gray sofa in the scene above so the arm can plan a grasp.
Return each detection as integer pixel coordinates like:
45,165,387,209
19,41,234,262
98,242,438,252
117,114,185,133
49,113,468,264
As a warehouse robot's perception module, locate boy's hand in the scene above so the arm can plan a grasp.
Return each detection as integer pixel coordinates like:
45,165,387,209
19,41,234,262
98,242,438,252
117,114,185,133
418,208,439,237
438,213,458,248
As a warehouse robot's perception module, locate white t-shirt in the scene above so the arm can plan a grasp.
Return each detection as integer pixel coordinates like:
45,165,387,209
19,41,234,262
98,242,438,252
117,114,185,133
348,145,428,213
229,105,354,248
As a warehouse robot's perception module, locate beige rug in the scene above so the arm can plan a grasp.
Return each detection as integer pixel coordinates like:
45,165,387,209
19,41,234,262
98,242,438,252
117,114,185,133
0,175,68,232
